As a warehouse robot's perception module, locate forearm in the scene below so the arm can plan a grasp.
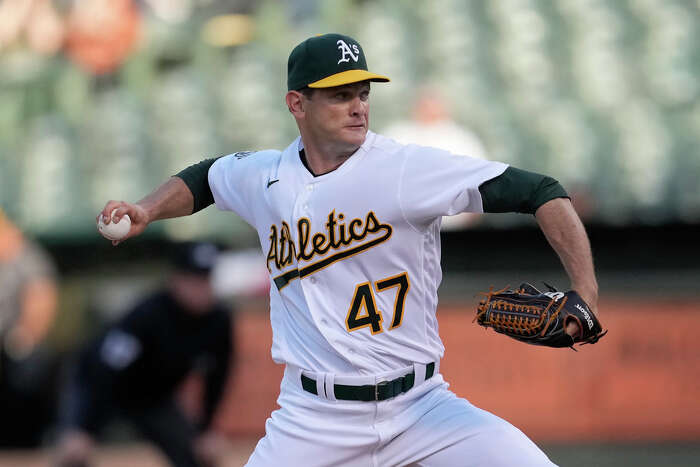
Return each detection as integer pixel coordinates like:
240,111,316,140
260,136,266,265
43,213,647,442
137,177,194,222
535,198,598,305
99,161,213,244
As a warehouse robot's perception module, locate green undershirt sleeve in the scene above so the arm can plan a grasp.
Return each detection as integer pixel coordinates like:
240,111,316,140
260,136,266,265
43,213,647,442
174,157,220,213
478,166,569,214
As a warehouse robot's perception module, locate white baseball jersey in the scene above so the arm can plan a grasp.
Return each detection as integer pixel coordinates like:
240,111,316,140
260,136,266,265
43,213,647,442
208,131,507,376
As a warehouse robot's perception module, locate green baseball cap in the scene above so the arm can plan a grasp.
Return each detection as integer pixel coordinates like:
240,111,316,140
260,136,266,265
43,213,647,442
287,33,390,91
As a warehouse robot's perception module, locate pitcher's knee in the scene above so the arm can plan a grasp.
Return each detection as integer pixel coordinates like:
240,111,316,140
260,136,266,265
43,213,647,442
478,423,555,466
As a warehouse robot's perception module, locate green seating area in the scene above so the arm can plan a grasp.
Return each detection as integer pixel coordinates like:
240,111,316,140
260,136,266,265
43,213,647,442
1,0,698,241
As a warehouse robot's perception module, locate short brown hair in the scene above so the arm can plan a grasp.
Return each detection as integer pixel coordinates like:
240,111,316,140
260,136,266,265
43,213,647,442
298,86,315,99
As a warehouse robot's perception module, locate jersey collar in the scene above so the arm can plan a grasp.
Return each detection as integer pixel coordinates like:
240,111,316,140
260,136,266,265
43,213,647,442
292,131,375,181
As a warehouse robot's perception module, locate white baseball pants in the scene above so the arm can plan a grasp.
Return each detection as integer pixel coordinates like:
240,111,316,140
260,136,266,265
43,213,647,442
244,364,556,467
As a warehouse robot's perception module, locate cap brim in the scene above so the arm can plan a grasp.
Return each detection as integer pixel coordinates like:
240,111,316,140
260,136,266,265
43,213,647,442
308,69,390,88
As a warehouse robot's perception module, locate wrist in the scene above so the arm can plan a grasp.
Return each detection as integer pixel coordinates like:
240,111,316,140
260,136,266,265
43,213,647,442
573,285,598,307
134,202,153,224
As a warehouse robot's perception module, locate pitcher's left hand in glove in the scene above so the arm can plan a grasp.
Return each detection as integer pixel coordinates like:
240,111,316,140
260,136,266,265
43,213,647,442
475,283,607,349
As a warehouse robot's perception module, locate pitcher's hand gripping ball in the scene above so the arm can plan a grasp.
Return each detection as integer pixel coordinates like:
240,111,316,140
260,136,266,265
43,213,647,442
97,209,131,241
475,283,607,349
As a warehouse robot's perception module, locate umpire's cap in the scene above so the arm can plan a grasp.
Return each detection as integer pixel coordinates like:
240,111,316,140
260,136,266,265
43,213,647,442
287,33,390,91
173,242,219,275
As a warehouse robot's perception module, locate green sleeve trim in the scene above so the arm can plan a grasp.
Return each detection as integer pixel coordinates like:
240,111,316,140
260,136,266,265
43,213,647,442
479,166,569,214
174,157,220,213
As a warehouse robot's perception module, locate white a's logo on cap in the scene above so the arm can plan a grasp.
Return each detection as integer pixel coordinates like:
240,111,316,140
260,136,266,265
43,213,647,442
337,40,360,64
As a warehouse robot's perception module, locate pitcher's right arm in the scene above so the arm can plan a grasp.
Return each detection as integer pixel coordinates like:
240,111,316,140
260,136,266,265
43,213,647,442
98,158,220,245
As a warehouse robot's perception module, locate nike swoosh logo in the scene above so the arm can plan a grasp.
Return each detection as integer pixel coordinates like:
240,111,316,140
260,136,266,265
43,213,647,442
267,179,279,188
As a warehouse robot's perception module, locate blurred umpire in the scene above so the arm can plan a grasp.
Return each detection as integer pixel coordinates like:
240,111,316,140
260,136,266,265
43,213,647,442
55,242,234,467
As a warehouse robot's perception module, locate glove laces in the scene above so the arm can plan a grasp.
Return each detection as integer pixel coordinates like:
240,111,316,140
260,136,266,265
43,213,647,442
475,286,568,337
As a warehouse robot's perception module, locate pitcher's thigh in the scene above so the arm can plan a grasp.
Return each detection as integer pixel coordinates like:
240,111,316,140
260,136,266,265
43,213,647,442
244,407,376,467
383,392,556,467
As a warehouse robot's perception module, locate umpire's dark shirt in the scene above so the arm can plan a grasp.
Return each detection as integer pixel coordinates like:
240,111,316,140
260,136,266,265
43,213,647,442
77,290,232,428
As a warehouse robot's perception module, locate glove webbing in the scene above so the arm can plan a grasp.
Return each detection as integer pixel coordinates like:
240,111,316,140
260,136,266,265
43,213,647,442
475,287,568,337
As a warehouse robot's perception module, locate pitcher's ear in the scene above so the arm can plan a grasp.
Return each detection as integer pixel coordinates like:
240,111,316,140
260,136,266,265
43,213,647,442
286,90,305,115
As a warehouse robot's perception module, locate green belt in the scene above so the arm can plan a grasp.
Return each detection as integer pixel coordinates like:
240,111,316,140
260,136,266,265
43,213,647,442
301,362,436,402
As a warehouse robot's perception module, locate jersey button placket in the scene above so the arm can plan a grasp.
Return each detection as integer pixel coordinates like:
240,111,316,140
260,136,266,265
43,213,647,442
297,183,316,291
304,185,313,213
293,183,313,218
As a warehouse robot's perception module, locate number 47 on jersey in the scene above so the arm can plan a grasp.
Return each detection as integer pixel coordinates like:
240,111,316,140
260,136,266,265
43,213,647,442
346,272,410,335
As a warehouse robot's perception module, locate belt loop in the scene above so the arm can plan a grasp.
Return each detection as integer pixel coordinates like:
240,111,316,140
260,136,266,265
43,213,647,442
289,365,307,393
316,372,327,399
286,365,301,383
426,362,435,379
413,362,427,387
324,373,337,401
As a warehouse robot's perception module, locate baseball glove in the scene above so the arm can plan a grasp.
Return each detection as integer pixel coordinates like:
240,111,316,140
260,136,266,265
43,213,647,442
475,283,607,349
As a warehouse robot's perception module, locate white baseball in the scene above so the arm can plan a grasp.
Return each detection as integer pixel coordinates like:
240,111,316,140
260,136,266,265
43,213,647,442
97,209,131,241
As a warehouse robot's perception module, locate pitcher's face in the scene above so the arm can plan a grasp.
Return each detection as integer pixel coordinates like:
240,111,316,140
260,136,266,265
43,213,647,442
303,82,371,153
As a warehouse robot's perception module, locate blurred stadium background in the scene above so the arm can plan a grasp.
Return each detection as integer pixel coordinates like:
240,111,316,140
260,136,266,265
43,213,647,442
1,0,699,465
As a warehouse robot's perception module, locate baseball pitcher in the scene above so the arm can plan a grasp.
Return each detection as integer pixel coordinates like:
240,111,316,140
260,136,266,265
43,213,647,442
98,33,603,466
